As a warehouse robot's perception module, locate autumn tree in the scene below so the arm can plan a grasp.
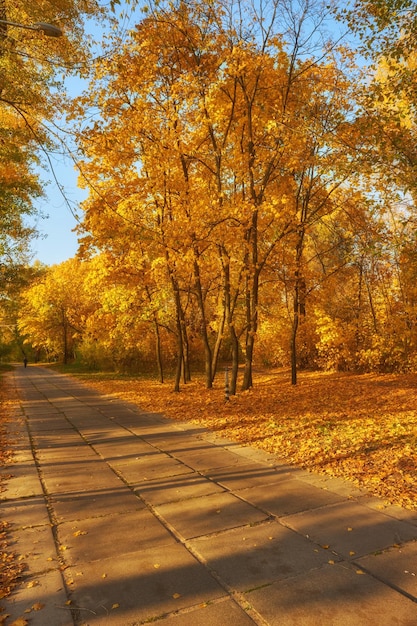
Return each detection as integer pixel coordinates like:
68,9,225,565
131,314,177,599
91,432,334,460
18,258,99,362
73,0,367,389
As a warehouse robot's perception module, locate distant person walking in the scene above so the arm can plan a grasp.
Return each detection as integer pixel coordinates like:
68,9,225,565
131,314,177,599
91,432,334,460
23,357,28,368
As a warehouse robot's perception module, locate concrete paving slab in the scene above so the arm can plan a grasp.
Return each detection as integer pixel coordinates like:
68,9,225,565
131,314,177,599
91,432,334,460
51,403,95,413
3,569,73,626
6,524,60,576
135,423,200,443
80,401,126,411
58,405,102,414
77,428,134,444
30,431,85,450
138,433,212,454
22,404,63,414
170,446,252,471
236,476,346,517
4,420,32,457
113,409,167,422
51,488,146,523
57,509,177,565
137,473,226,506
299,471,369,499
282,500,417,558
65,544,226,625
1,462,43,499
114,417,173,432
41,463,123,495
206,462,296,490
246,561,417,625
1,496,51,527
93,408,138,421
357,494,417,525
91,438,157,461
189,519,332,591
27,416,73,432
36,446,99,463
110,454,194,484
156,598,256,625
5,449,34,466
357,541,417,600
63,408,115,420
40,456,103,474
155,491,268,539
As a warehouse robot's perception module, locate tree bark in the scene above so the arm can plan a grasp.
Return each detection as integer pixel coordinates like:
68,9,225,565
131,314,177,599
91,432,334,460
193,256,213,388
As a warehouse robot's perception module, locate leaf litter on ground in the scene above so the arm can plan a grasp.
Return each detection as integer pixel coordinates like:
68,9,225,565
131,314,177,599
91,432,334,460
0,371,25,609
77,369,417,510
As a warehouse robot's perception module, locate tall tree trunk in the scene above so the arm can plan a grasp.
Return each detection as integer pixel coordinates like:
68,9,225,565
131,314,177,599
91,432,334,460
170,276,184,392
291,271,300,386
174,303,183,392
153,314,164,383
220,245,240,395
144,284,164,383
290,218,307,385
193,256,213,388
355,260,364,350
211,306,225,385
242,211,259,391
229,323,240,395
62,311,69,365
181,308,190,383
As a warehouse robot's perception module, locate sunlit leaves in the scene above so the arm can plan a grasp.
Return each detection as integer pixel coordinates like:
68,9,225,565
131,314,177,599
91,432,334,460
18,258,100,363
67,0,367,388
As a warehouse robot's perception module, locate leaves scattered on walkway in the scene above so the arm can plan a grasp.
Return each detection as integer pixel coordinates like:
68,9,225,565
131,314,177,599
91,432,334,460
79,370,417,510
0,370,25,611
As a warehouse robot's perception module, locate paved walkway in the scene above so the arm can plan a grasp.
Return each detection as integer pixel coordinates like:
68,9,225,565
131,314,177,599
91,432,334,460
2,366,417,625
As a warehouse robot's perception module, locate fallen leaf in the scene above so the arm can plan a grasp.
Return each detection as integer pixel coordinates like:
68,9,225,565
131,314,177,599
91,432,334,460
173,593,181,599
32,603,45,611
111,603,119,609
26,580,39,589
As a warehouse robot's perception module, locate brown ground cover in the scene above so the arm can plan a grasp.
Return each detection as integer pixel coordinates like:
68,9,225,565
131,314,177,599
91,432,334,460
0,370,25,608
77,369,417,510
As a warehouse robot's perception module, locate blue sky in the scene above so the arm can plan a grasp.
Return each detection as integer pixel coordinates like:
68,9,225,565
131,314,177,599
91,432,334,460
30,4,140,266
31,157,85,266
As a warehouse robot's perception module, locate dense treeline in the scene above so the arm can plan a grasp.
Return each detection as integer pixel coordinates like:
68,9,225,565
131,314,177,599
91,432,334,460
5,0,417,390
